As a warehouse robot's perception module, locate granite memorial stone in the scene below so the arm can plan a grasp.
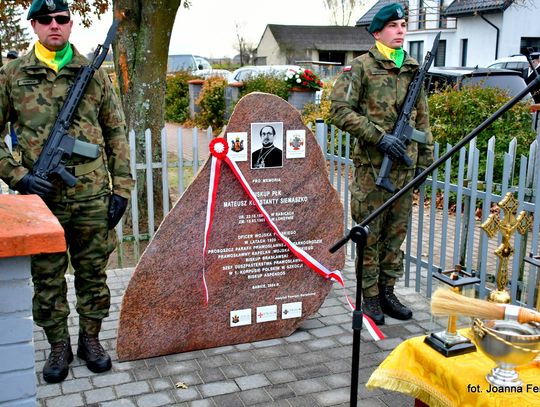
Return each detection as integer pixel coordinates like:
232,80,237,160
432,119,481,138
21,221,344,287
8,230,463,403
116,92,345,360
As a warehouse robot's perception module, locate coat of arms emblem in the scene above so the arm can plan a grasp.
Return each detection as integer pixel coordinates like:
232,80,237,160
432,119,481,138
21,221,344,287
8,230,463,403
231,137,244,153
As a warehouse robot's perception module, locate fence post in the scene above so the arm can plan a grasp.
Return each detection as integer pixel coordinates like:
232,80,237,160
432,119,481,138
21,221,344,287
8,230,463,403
145,129,155,237
315,119,325,150
128,130,140,262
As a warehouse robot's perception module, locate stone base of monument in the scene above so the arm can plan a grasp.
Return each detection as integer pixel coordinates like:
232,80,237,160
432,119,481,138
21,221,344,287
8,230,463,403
116,92,345,361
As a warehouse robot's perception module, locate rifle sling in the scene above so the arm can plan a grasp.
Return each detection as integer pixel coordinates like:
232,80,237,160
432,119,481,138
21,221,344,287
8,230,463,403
65,156,102,176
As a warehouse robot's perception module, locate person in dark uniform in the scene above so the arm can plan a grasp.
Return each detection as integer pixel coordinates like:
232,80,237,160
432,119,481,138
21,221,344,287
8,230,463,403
251,124,283,168
525,52,540,103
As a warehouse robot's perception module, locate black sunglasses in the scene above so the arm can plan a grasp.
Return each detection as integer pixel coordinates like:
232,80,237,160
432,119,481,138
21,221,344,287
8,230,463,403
34,15,71,25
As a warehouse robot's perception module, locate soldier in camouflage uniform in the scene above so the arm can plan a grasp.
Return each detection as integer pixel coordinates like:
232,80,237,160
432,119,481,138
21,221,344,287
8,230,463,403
0,0,134,383
330,3,433,325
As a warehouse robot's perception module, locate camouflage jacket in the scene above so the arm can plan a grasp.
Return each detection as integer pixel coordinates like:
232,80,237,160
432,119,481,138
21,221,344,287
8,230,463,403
330,46,433,169
0,45,134,202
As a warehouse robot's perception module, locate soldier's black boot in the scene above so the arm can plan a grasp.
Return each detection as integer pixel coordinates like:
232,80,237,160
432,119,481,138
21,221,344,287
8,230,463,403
362,295,385,326
43,339,73,383
379,285,413,320
77,332,112,373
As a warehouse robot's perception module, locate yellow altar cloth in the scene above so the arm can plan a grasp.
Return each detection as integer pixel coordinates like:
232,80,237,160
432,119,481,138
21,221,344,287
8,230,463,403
367,330,540,407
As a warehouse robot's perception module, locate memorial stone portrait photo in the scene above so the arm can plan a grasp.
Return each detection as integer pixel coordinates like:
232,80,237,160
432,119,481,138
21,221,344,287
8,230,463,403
251,122,284,169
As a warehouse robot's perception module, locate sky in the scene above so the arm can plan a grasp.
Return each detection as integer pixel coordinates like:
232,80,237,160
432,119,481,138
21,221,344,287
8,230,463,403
19,0,374,59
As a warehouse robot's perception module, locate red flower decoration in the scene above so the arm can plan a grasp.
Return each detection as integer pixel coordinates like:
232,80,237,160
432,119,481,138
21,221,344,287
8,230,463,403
284,67,323,90
209,138,229,160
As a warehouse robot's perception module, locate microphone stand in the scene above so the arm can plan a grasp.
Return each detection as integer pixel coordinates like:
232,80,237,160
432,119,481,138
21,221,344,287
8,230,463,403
330,75,540,407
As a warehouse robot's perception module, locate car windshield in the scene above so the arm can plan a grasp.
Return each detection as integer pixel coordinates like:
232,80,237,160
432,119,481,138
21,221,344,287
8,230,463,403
195,57,212,70
233,68,260,82
168,55,195,72
488,63,505,69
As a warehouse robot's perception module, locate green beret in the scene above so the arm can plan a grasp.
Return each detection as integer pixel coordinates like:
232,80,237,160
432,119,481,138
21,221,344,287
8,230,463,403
27,0,69,20
368,3,407,34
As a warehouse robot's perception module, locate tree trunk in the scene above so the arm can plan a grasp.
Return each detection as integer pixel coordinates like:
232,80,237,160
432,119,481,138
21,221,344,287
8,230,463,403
112,0,182,235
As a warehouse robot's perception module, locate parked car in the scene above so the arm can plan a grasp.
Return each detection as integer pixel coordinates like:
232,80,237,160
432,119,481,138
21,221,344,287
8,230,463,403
486,55,528,76
167,54,214,77
228,65,301,84
196,69,231,80
425,67,532,100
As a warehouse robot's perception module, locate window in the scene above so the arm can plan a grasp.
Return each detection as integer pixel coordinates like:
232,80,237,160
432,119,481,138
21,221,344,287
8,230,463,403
520,37,540,55
506,62,528,71
318,51,346,66
418,0,426,30
409,41,424,63
254,56,267,65
439,14,448,29
461,39,468,67
435,40,446,67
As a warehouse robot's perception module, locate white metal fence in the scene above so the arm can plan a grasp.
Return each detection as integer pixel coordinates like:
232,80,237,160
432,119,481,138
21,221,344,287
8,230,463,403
317,120,540,308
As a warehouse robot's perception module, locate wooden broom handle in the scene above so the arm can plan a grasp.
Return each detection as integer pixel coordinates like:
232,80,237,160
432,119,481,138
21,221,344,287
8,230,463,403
517,307,540,324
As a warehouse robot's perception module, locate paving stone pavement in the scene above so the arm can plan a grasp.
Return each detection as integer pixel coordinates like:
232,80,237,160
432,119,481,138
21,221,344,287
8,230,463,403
34,259,444,407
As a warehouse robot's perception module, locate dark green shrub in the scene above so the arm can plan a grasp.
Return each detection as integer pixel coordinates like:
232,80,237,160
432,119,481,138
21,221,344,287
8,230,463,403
428,84,535,184
239,73,290,100
196,76,228,130
165,71,196,123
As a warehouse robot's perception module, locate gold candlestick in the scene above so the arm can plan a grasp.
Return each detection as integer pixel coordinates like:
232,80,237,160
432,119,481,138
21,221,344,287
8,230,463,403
425,265,479,357
480,192,532,304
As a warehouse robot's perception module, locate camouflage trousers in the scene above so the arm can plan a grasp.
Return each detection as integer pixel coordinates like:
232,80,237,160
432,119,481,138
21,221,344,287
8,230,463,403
350,165,415,296
31,195,117,343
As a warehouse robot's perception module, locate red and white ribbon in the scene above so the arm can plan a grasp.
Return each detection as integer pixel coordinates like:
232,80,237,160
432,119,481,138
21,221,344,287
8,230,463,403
362,314,385,341
203,138,384,341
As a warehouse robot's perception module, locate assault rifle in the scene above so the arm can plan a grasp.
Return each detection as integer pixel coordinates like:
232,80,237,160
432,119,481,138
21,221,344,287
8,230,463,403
375,31,441,193
32,20,119,187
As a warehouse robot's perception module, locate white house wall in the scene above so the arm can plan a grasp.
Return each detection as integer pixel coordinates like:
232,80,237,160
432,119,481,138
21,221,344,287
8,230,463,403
404,30,457,66
404,16,503,68
454,14,503,67
256,28,282,65
257,1,539,68
404,2,540,68
499,2,540,58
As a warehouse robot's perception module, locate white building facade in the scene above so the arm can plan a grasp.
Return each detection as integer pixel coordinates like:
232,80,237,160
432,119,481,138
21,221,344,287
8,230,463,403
357,0,540,68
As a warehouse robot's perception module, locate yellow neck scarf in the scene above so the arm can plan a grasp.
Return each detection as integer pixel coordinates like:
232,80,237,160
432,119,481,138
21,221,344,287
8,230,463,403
35,41,73,73
376,41,405,68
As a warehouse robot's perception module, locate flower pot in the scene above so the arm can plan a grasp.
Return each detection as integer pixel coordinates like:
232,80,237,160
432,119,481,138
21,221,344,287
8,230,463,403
288,88,317,110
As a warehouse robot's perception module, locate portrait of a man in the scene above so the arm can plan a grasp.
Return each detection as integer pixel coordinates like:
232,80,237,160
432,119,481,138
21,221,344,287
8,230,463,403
251,122,283,169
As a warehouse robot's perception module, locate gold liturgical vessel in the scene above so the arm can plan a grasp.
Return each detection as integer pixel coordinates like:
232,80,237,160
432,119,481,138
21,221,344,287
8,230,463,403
425,265,480,357
480,192,532,304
